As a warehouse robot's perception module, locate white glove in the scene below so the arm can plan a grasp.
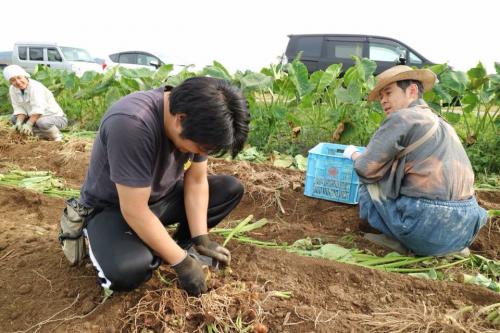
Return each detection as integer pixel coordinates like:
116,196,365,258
342,145,359,160
12,120,23,132
20,122,34,136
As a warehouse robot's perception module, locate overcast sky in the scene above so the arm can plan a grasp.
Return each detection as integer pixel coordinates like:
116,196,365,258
1,1,498,73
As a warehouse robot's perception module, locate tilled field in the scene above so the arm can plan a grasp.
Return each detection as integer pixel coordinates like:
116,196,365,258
0,128,499,333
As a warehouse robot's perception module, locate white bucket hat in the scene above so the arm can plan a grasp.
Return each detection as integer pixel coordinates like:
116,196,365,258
368,65,436,102
3,65,30,81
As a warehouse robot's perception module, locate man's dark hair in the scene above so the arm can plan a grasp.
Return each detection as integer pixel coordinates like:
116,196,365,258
169,77,250,158
396,80,424,98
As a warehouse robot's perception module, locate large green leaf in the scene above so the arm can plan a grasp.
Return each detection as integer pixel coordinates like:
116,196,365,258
240,72,272,92
334,86,350,104
0,85,8,98
347,80,362,103
467,62,488,89
490,74,500,85
272,152,294,168
442,112,461,124
119,77,141,92
203,61,232,81
428,63,450,75
432,84,453,104
63,73,77,90
118,67,154,79
495,62,500,74
343,66,357,86
294,154,307,171
440,70,468,95
286,60,311,98
334,80,361,105
316,64,342,96
461,93,479,114
78,72,94,86
356,57,377,81
153,64,174,82
105,87,122,107
479,89,495,104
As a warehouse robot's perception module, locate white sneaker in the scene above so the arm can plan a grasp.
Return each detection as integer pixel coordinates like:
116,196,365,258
457,247,471,257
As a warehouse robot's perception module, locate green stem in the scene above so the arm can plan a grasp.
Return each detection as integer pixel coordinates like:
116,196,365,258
380,257,471,273
375,257,431,269
222,215,254,247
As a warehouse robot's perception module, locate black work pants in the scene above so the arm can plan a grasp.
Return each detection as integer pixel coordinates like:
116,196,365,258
85,175,244,291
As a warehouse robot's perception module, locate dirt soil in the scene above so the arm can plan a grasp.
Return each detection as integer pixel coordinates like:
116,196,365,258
0,128,499,333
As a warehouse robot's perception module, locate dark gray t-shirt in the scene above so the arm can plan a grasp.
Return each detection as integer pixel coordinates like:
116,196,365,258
80,87,207,208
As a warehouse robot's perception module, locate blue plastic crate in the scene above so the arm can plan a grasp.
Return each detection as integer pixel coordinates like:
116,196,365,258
304,143,365,204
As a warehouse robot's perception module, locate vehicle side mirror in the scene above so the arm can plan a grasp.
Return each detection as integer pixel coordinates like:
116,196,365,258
149,60,159,68
398,52,407,65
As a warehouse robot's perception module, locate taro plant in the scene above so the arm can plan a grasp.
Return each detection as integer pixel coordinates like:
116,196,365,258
330,57,381,145
426,62,499,145
0,78,11,114
243,61,299,152
425,62,499,174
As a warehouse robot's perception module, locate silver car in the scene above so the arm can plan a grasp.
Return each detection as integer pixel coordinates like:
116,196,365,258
3,42,103,76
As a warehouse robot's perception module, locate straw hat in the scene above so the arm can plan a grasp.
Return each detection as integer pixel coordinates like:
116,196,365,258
368,65,436,102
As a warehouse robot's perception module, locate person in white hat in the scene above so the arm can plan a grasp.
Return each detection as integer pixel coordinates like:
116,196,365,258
342,65,487,256
3,65,67,141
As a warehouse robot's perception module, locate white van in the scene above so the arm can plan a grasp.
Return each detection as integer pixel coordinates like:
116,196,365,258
0,42,103,77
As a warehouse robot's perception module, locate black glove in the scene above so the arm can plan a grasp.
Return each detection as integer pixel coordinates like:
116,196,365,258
171,253,207,296
192,234,231,266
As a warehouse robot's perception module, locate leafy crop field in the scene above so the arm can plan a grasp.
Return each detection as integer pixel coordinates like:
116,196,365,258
1,59,498,175
0,59,498,332
0,123,499,333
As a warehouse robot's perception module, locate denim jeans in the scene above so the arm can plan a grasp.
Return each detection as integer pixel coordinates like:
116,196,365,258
358,184,487,256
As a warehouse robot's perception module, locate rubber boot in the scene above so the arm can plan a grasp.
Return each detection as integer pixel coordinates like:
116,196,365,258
363,233,408,255
46,125,63,141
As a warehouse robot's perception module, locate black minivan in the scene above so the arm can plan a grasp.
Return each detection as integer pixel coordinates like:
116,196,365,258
285,34,435,74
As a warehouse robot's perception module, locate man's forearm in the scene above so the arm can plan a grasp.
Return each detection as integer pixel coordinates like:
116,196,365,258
16,114,27,122
184,179,209,237
122,208,186,265
28,114,41,124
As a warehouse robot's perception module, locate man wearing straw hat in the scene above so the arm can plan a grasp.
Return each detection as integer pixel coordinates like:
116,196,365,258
342,65,487,256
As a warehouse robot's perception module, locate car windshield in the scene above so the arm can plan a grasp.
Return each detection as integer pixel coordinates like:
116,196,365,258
60,47,94,62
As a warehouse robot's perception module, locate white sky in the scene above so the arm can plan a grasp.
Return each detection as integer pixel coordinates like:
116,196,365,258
1,0,498,73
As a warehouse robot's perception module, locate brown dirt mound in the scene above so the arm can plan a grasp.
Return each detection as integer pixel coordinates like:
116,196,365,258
0,130,499,333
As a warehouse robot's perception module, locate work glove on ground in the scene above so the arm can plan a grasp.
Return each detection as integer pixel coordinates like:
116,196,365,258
192,234,231,266
12,120,24,132
20,122,34,136
342,145,359,160
171,253,207,296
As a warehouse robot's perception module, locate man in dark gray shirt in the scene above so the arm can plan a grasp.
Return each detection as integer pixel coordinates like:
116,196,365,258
343,66,487,256
63,77,249,295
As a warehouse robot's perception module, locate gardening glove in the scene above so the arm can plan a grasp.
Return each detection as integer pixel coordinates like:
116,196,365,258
20,121,34,136
171,253,207,296
342,145,359,160
12,119,24,132
192,234,231,266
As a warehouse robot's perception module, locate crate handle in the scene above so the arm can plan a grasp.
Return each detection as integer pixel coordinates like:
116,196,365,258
327,148,345,156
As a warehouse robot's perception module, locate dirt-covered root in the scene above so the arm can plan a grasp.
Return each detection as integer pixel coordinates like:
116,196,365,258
208,159,304,213
350,302,500,333
122,268,267,333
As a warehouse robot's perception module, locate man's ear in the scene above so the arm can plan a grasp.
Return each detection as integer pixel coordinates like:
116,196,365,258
409,83,420,98
174,113,186,125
